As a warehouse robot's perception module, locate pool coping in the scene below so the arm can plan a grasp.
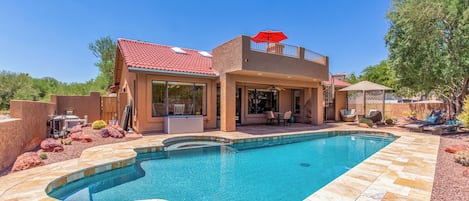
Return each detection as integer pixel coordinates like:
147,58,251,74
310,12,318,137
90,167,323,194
0,126,439,201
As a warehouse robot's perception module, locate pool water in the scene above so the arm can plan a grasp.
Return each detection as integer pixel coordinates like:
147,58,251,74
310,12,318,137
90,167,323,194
50,133,395,201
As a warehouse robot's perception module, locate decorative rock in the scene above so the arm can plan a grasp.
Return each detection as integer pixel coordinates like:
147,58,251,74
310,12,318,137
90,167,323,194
444,145,469,154
70,132,83,141
69,125,83,134
108,127,125,138
70,132,93,143
22,137,43,152
101,126,125,138
464,167,469,177
11,152,45,172
80,134,93,143
100,128,110,138
40,138,64,152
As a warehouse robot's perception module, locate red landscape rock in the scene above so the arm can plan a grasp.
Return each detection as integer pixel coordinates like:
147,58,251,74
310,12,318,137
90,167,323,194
108,126,125,138
10,152,45,172
69,125,83,134
80,134,93,143
463,168,469,177
444,145,469,154
40,138,64,152
100,126,125,138
70,132,93,143
70,132,83,141
22,137,43,152
100,128,110,138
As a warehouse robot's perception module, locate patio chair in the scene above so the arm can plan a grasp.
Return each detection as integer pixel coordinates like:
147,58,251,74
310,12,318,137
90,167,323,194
404,110,446,131
265,111,277,125
279,111,292,126
340,109,356,122
364,110,382,123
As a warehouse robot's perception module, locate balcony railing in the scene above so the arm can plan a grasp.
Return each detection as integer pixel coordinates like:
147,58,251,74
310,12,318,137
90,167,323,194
304,49,324,62
250,41,326,64
250,41,298,58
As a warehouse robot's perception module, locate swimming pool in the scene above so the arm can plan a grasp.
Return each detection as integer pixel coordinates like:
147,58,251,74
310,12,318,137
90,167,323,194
50,132,396,201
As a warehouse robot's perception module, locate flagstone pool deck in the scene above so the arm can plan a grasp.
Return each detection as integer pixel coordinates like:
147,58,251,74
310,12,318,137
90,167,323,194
0,124,439,201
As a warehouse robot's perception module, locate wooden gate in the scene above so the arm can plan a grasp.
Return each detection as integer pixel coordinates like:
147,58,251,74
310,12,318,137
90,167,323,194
101,96,117,123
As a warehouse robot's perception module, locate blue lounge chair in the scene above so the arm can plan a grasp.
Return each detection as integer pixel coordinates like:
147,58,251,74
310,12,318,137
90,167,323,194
404,110,446,131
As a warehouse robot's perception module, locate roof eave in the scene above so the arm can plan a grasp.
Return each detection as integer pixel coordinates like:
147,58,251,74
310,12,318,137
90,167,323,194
128,66,219,78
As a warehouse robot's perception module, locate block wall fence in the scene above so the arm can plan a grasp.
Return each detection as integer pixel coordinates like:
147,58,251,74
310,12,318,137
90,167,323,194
0,92,105,172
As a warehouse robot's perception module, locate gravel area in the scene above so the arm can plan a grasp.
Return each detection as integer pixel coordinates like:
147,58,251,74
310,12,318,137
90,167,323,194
431,133,469,201
0,127,140,176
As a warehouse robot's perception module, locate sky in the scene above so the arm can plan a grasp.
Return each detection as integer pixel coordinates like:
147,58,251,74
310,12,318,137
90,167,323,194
0,0,392,83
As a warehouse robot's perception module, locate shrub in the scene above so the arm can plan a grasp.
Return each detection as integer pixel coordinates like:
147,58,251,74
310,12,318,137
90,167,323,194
457,95,469,127
455,150,469,166
359,118,373,127
385,118,394,125
92,120,107,129
39,153,47,160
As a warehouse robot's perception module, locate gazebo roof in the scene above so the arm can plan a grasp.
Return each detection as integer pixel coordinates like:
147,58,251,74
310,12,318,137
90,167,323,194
339,81,392,91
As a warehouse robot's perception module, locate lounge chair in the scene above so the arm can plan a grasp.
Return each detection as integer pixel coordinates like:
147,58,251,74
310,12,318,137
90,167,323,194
279,111,292,126
404,110,446,131
364,110,382,123
340,109,356,122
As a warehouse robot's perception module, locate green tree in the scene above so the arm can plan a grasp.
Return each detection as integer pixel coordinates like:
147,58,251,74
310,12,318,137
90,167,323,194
458,95,469,126
0,71,38,109
89,36,117,89
344,72,360,84
360,60,396,89
32,77,60,101
386,0,469,114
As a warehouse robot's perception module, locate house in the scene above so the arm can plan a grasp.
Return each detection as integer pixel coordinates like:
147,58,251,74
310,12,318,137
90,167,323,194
114,35,330,133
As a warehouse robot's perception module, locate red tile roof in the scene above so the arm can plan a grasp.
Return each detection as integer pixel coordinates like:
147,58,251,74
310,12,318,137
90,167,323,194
118,38,217,76
322,77,352,87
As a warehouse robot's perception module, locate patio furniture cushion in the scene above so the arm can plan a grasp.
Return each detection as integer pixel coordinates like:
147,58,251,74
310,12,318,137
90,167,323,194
425,116,438,123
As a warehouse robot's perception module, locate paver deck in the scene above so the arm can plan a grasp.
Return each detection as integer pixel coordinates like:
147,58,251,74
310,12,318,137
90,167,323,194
0,123,439,201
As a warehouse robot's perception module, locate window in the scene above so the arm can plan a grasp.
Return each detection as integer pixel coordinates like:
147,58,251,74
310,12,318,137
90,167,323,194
151,80,207,117
248,89,278,114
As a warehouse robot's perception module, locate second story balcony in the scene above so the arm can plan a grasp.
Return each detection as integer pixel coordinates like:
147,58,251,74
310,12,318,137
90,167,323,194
212,35,329,81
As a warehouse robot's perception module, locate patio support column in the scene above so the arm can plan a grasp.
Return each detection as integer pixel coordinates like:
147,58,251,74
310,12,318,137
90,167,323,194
311,87,324,125
220,73,236,132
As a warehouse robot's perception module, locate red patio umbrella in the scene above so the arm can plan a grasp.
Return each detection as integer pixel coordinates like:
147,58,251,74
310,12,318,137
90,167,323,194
251,30,288,43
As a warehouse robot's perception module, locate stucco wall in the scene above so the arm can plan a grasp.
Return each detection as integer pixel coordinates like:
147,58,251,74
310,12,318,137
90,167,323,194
344,102,446,121
386,103,446,120
0,119,22,170
335,90,347,121
50,92,101,122
0,101,56,171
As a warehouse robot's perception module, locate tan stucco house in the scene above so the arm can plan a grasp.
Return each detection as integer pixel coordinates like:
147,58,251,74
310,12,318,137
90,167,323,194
114,35,338,134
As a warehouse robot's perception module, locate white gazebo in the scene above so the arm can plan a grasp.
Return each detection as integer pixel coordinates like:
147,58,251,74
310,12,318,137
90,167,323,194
339,81,392,120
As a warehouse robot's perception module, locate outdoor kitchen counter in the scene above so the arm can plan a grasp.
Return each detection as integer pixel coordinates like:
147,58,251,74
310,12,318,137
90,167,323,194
164,115,204,134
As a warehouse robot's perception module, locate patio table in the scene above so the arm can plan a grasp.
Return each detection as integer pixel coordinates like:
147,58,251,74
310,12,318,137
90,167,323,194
274,112,284,125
